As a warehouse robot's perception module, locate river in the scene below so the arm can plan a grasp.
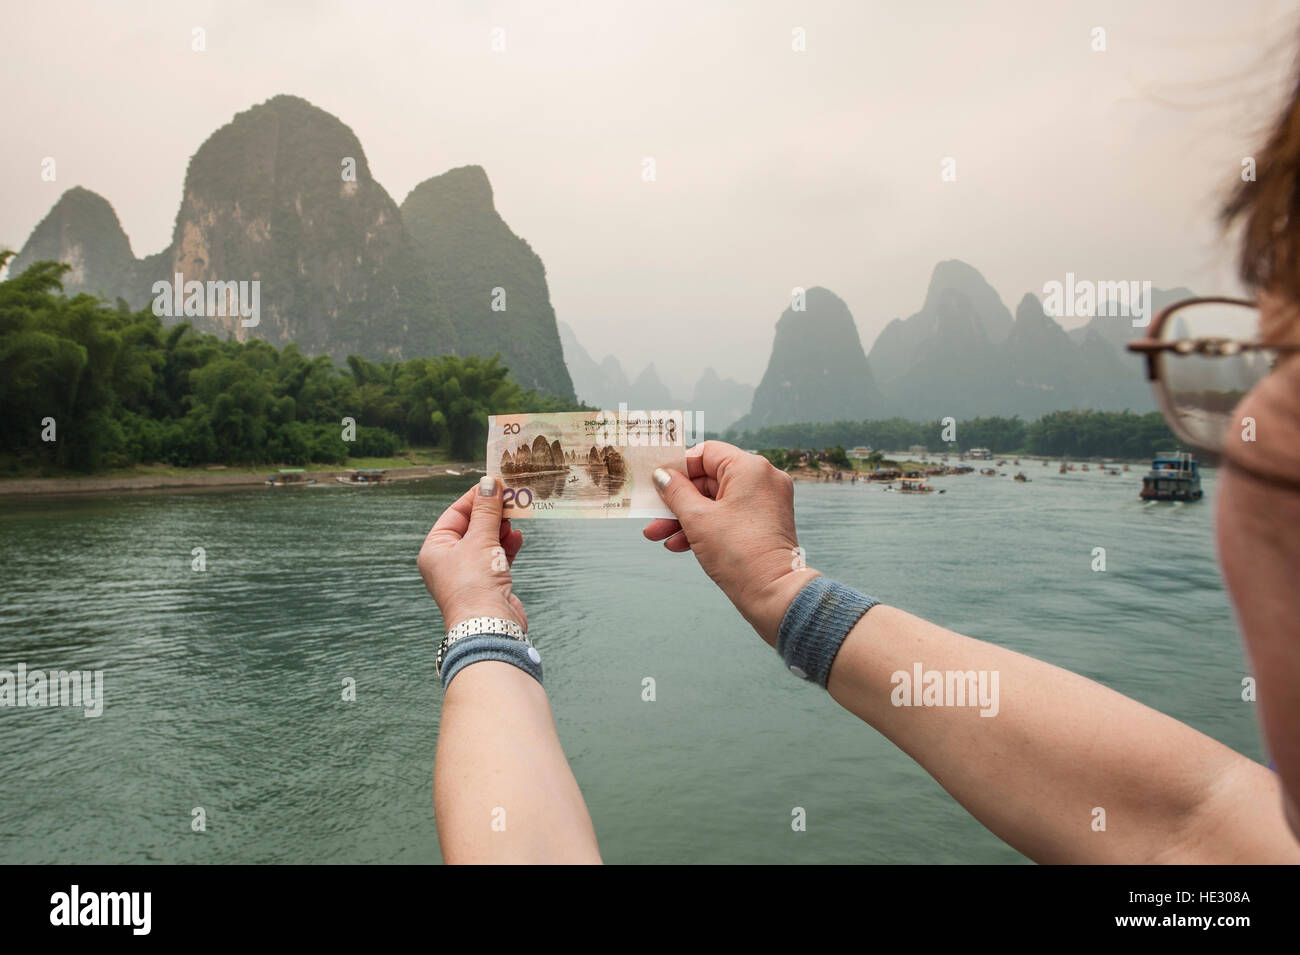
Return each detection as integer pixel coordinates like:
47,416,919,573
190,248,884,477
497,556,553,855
0,463,1259,863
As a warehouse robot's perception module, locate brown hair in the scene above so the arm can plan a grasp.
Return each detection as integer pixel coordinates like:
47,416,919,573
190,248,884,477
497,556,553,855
1222,63,1300,304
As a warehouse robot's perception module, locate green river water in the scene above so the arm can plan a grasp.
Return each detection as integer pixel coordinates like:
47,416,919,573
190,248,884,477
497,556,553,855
0,464,1260,863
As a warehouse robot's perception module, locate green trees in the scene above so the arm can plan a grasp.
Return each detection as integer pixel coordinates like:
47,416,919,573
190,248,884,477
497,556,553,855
393,354,526,459
0,256,584,473
727,410,1175,460
822,446,853,469
1027,410,1175,458
0,259,143,470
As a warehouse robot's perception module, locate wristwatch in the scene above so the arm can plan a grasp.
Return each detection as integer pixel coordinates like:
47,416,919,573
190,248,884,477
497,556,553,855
436,616,529,677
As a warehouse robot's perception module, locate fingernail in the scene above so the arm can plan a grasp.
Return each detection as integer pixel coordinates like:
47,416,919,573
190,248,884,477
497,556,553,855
652,468,671,492
478,475,497,496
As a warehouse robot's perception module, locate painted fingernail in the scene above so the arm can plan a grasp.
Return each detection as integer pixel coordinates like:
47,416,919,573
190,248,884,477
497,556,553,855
478,475,497,496
652,468,671,492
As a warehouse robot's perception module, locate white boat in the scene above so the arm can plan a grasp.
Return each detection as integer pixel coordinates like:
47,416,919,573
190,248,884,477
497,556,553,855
267,468,316,487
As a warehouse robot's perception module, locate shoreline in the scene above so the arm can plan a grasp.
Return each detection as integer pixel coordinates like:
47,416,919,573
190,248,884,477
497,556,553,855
0,463,486,497
786,453,1156,483
0,451,1171,495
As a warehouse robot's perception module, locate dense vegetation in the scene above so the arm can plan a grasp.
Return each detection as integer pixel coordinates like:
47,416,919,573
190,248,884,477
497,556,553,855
0,257,578,473
758,447,855,471
728,410,1178,460
1,255,1185,476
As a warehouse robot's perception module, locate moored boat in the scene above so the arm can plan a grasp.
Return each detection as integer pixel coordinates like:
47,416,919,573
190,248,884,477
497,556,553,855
267,468,316,487
336,469,387,486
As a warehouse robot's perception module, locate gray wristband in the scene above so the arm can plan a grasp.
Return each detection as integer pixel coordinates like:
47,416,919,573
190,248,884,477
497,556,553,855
439,634,544,691
776,576,878,688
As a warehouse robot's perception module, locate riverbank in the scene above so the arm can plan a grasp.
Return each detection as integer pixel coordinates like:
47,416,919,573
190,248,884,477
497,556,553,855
783,452,1153,483
0,462,486,496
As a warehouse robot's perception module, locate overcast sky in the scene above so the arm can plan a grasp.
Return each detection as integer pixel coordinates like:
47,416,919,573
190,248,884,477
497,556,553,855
3,0,1298,394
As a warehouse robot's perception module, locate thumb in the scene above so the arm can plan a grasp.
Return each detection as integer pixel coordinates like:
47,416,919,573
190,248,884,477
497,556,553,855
466,475,505,542
652,467,709,526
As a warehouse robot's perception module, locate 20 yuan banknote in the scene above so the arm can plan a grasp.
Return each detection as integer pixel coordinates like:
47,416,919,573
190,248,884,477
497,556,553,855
487,410,688,518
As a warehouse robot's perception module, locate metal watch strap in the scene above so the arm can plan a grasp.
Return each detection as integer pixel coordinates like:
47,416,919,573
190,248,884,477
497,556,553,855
436,617,528,677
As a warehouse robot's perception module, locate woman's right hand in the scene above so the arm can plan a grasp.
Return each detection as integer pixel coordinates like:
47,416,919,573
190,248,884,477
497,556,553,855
643,441,820,646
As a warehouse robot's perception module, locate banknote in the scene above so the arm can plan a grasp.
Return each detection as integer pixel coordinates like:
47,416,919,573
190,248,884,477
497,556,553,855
487,410,688,518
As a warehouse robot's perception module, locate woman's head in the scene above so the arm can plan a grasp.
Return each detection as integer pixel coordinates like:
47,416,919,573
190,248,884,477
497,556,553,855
1215,361,1300,839
1217,78,1300,841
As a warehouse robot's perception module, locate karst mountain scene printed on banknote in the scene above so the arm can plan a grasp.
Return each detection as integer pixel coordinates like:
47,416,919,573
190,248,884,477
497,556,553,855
488,410,688,518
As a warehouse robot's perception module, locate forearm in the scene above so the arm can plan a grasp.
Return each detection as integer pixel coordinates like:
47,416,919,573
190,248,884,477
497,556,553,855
433,662,601,864
826,605,1298,863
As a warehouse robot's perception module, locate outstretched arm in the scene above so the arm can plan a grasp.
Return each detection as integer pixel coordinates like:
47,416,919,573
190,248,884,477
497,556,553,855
646,441,1300,863
827,604,1295,863
421,479,601,864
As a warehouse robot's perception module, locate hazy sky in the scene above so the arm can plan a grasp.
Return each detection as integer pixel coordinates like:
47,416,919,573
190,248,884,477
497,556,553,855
3,0,1298,394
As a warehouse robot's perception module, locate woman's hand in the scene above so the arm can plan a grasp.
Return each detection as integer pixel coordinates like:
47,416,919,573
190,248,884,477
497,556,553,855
419,475,527,632
643,441,819,646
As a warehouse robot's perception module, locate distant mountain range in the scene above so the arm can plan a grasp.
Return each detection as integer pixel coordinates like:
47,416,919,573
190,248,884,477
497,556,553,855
8,105,1190,425
558,320,754,432
563,260,1187,436
9,95,574,399
725,262,1191,433
862,260,1191,420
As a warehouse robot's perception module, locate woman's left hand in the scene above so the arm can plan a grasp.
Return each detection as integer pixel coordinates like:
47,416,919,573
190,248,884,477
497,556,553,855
418,475,527,632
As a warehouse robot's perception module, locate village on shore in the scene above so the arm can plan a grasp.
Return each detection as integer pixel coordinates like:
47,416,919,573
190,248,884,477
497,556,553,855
771,444,1136,486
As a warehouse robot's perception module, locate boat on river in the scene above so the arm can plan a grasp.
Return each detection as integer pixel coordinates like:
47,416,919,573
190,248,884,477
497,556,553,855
896,477,936,493
1140,453,1203,502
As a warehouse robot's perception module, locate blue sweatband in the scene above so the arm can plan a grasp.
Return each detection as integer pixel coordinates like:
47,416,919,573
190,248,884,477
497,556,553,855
776,576,878,687
440,634,543,691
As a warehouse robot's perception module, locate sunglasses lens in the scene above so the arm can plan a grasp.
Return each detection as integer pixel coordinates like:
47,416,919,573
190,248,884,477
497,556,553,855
1158,302,1270,450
